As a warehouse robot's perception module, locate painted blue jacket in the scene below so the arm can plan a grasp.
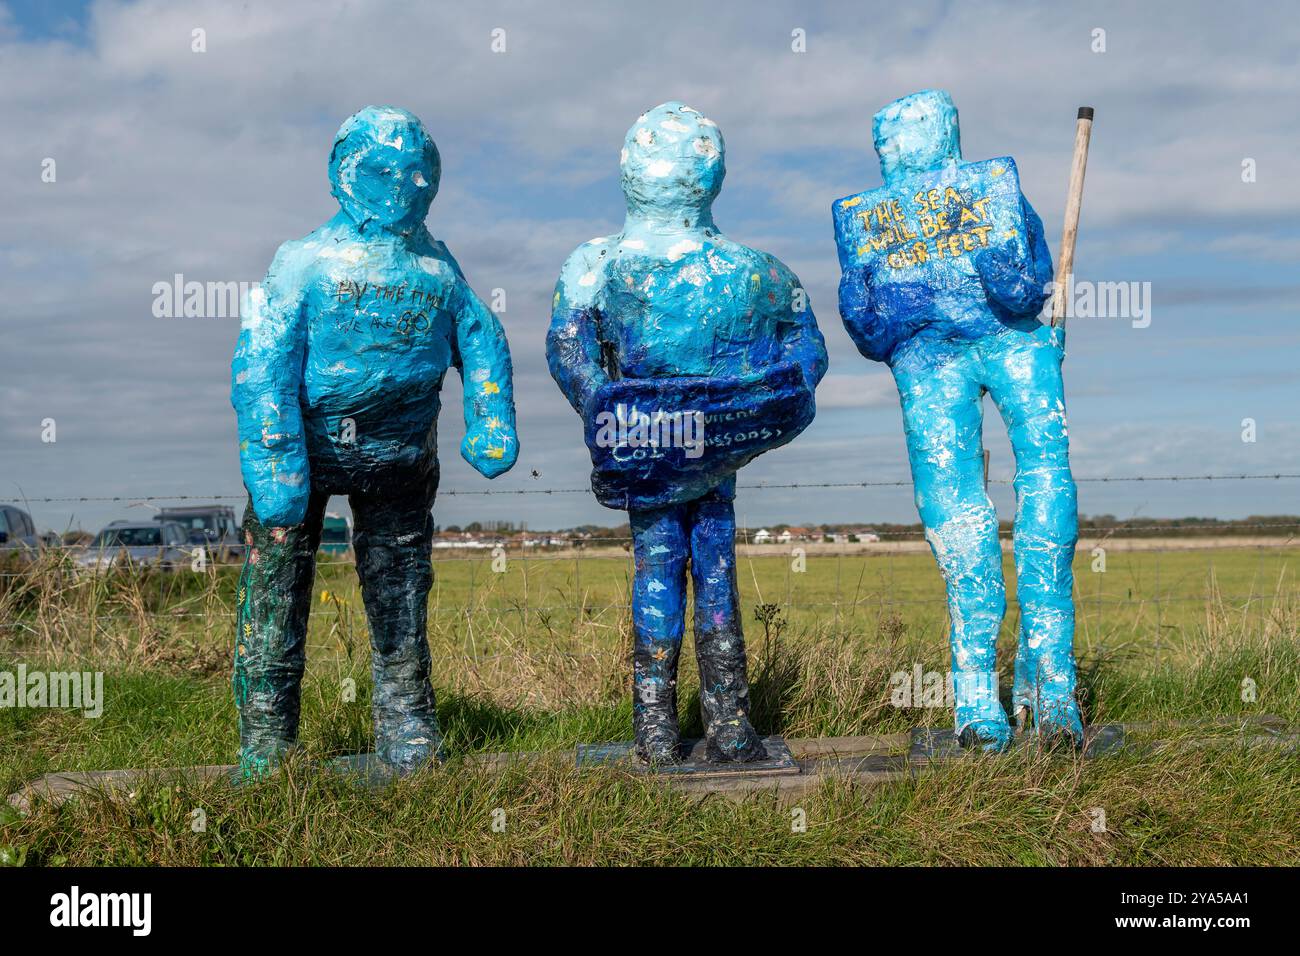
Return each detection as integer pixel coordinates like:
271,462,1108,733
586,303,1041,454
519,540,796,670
833,89,1054,365
232,107,518,527
547,102,827,505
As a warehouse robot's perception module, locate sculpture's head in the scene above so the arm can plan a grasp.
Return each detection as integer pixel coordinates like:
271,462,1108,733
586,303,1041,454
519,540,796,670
872,89,962,185
620,101,725,227
328,106,441,234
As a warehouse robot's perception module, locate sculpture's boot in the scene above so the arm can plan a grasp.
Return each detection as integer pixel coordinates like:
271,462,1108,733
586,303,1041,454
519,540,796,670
1013,641,1084,750
374,703,443,774
352,484,443,775
957,722,1013,752
233,495,326,778
953,669,1013,753
1037,704,1084,750
696,629,767,762
633,640,682,765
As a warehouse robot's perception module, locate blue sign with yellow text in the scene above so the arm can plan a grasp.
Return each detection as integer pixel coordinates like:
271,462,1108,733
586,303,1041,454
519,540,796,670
833,158,1037,362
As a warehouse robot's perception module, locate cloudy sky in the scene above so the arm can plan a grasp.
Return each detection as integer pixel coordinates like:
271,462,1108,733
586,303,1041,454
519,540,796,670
2,0,1297,534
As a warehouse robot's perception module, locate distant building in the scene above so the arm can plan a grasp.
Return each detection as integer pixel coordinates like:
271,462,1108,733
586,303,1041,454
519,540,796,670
752,528,772,544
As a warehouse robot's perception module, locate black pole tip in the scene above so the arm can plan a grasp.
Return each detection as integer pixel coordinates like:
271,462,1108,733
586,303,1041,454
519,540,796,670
1078,106,1095,121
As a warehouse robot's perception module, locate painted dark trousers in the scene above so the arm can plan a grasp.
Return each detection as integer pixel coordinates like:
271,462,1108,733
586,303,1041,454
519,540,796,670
628,478,761,759
233,458,440,776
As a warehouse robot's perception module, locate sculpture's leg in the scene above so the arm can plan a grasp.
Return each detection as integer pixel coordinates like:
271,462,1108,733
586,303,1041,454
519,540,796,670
350,469,442,774
629,502,689,764
689,484,766,762
894,345,1012,752
985,323,1082,747
233,492,327,778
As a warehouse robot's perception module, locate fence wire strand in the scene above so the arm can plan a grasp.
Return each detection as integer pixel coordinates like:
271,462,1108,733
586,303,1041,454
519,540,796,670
4,471,1299,505
3,474,1295,627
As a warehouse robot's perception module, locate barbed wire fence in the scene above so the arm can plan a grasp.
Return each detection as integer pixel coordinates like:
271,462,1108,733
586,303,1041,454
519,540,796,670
7,471,1300,505
4,475,1297,664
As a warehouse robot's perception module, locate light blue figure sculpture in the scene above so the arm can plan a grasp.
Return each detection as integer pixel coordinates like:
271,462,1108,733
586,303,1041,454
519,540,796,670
548,102,828,764
833,90,1082,751
231,106,518,776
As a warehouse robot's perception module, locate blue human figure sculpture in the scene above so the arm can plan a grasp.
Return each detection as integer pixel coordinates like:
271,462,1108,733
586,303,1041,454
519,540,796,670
231,106,518,776
548,102,828,763
833,90,1082,751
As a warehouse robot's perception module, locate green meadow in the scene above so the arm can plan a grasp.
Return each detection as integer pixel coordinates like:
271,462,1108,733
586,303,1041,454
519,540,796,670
1,544,1296,865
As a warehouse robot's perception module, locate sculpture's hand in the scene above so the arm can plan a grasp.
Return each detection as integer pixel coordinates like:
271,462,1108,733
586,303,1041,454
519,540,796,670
973,197,1054,318
450,274,519,481
774,259,829,390
461,419,518,479
973,246,1042,316
838,265,886,361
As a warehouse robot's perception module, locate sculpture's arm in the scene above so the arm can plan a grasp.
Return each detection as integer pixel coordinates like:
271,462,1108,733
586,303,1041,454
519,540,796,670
974,196,1055,318
231,246,311,527
449,276,519,479
773,259,829,388
837,261,897,363
546,247,610,418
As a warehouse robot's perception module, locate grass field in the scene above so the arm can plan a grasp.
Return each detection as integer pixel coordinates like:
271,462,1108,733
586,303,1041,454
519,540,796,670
1,543,1297,866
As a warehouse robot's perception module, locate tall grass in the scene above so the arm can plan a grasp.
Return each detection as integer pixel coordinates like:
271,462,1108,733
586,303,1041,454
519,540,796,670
1,547,1296,865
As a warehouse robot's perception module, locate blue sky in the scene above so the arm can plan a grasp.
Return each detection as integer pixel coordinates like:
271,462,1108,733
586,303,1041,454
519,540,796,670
2,0,1297,534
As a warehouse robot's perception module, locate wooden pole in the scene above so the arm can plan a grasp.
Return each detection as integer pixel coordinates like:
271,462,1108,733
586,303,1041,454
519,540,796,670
1050,107,1094,328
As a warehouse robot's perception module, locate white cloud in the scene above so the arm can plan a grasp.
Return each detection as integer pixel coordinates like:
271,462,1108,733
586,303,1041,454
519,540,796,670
2,0,1297,531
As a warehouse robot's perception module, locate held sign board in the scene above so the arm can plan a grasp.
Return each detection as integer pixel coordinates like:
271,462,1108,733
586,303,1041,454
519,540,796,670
833,157,1029,275
833,158,1032,346
584,361,815,511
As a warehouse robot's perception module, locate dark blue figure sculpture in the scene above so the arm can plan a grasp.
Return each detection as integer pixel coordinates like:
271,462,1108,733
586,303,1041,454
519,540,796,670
548,102,827,764
833,90,1081,752
231,106,518,777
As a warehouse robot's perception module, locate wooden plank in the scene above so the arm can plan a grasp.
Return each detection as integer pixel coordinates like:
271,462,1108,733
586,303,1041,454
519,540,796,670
664,755,913,803
6,765,238,814
1119,714,1288,734
784,734,909,758
9,718,1293,813
575,736,799,777
909,723,1126,760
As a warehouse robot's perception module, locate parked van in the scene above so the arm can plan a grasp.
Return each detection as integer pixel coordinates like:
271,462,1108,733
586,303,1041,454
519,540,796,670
78,520,192,572
155,505,243,561
0,505,51,562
